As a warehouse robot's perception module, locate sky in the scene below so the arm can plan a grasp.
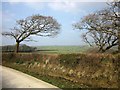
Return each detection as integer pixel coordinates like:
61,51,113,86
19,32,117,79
1,0,109,46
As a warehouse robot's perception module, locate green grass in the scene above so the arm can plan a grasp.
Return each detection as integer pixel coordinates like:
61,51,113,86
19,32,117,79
35,45,91,54
2,53,119,88
2,63,87,89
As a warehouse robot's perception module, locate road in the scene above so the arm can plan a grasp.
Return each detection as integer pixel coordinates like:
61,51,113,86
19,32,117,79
0,65,61,89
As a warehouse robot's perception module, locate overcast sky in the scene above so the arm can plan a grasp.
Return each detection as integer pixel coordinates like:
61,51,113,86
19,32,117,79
1,0,109,46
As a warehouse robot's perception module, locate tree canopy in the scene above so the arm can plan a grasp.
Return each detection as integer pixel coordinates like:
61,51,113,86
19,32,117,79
73,1,120,52
2,14,61,53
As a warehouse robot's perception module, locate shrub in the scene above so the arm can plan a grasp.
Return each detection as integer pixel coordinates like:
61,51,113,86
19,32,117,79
2,44,36,52
58,54,80,68
2,53,119,88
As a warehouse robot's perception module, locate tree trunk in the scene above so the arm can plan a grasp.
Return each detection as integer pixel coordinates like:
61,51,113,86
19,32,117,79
118,38,120,53
15,42,20,53
118,31,120,53
98,46,105,53
99,49,105,53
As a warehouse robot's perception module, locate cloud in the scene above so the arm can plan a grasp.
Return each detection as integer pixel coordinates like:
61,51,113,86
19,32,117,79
0,11,2,33
24,2,44,11
2,0,114,2
48,1,80,13
2,0,108,14
48,1,89,14
3,0,110,13
2,0,43,2
4,0,45,11
5,0,87,13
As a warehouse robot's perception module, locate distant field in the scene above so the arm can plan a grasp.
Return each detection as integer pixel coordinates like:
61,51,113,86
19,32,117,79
35,45,91,54
1,45,117,54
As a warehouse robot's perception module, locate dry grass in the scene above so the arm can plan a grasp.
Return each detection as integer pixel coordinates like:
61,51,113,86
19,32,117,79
2,52,119,88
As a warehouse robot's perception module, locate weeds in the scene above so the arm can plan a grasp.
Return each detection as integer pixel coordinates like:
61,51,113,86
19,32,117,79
2,53,119,88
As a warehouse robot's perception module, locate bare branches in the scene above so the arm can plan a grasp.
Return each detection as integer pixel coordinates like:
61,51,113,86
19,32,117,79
2,14,61,53
73,2,119,52
2,32,17,40
3,14,60,42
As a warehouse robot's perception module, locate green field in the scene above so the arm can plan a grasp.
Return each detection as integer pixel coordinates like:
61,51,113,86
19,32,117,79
35,45,91,54
1,45,117,54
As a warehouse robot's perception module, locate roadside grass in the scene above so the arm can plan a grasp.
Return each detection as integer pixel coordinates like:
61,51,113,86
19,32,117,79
2,52,119,88
2,62,87,89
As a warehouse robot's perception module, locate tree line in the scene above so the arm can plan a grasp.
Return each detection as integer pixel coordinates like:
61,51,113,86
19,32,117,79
1,44,36,52
2,1,120,53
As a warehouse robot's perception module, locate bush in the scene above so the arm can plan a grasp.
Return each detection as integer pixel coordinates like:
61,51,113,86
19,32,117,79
2,44,36,52
58,54,80,67
2,53,119,88
19,44,36,52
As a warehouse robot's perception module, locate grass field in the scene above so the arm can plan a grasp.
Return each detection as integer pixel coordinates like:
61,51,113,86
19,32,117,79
35,45,91,54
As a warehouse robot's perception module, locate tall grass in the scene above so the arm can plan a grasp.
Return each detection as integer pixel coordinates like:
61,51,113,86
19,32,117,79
2,53,119,88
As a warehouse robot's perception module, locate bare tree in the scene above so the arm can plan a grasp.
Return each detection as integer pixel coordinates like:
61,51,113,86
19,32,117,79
2,14,61,53
73,1,119,52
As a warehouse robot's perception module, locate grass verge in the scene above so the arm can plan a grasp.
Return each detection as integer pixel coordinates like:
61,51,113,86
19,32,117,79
2,62,88,89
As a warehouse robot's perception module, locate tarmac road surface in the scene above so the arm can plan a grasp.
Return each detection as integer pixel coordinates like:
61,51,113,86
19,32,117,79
0,65,61,89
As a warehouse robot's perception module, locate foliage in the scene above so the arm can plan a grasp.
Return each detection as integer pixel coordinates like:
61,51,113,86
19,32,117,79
2,44,36,52
58,54,79,67
2,53,119,88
